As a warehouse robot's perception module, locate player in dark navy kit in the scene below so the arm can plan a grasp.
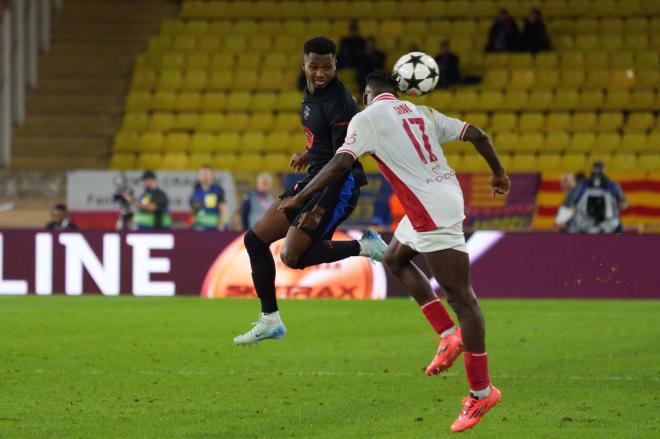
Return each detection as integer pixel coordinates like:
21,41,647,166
234,37,387,346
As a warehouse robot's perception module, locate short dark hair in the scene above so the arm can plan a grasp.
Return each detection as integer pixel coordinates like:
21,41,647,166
366,69,399,92
304,37,336,56
53,203,67,212
141,170,157,180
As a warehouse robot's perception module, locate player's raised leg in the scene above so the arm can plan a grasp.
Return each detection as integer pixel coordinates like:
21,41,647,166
383,235,462,375
423,248,501,432
234,200,290,346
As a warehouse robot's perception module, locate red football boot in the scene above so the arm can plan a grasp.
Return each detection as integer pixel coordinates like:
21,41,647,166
450,386,502,433
425,327,463,376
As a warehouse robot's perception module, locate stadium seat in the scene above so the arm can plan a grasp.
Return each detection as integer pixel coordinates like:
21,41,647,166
609,70,635,90
519,113,544,132
113,131,140,152
132,69,158,90
545,132,570,152
162,153,189,170
182,69,208,90
139,132,164,152
561,70,585,88
510,154,538,172
161,52,184,69
610,53,634,69
535,53,558,69
188,153,213,169
199,92,226,112
212,153,238,170
122,113,149,132
510,70,535,90
187,52,210,69
597,112,624,132
491,113,517,134
234,70,259,91
626,112,655,132
109,153,136,170
262,153,292,173
220,113,248,132
226,91,252,111
475,90,502,111
252,92,277,111
572,112,597,133
561,52,584,69
535,70,559,89
190,133,217,153
604,90,631,110
137,153,163,170
546,113,572,133
537,153,562,172
638,153,660,172
126,91,152,112
528,90,553,110
584,69,610,89
482,69,509,89
427,91,453,110
240,131,265,152
621,133,648,151
607,154,638,172
265,131,292,151
635,51,659,69
149,112,174,131
277,91,302,111
576,90,604,110
594,133,621,152
570,133,596,152
518,133,545,152
274,112,301,132
461,153,491,172
247,111,275,131
629,90,654,110
552,89,579,110
157,69,183,91
197,113,224,131
223,36,247,54
646,132,660,152
235,153,264,172
560,153,588,173
172,112,200,130
164,133,190,152
210,53,235,70
636,69,660,89
463,112,489,131
500,90,528,111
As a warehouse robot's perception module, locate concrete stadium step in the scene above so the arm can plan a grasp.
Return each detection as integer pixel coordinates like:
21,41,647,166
11,155,107,171
25,93,125,115
12,135,112,155
37,78,127,94
39,56,134,76
14,115,121,136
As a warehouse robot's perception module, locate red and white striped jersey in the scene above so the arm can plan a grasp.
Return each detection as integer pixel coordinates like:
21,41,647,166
336,93,468,231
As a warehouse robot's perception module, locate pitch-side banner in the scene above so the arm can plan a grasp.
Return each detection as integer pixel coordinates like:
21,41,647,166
0,230,657,299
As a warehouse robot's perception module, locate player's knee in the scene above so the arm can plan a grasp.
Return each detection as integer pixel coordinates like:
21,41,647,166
280,248,301,269
244,229,266,253
446,286,480,312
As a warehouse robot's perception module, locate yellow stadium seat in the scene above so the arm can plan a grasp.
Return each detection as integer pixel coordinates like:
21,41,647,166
216,132,241,152
172,112,199,130
510,154,538,172
199,92,227,111
164,133,190,152
624,17,648,32
161,52,184,70
518,133,545,152
576,90,604,110
638,153,660,172
584,69,610,89
236,53,261,69
519,113,544,132
252,92,277,112
226,91,252,111
139,131,165,152
262,153,292,173
427,91,452,110
545,132,570,152
594,133,621,152
535,53,558,69
461,153,491,173
475,90,503,111
277,91,302,111
182,20,208,36
190,133,217,153
265,131,292,151
211,153,238,171
151,91,176,111
196,113,224,131
207,71,232,90
187,52,209,69
428,20,451,34
239,131,266,153
636,69,660,89
552,89,579,110
235,153,264,173
162,153,189,170
576,18,599,32
223,36,247,54
635,52,659,69
274,112,301,132
137,153,163,170
493,133,520,152
463,112,489,130
113,131,140,152
188,153,213,169
528,90,553,110
535,70,559,89
484,53,510,69
176,92,201,111
273,35,297,53
182,69,207,90
575,35,599,52
608,154,637,172
491,113,517,134
234,70,258,90
608,70,635,90
247,111,275,131
610,53,634,69
537,153,562,172
157,70,182,91
648,133,660,151
442,140,463,155
147,36,172,53
132,69,157,90
603,90,631,110
560,153,588,173
149,112,174,131
571,112,597,133
561,52,584,69
500,90,527,111
601,35,623,52
110,153,136,170
596,113,624,132
509,54,533,69
126,91,152,112
198,35,221,52
122,113,149,132
220,113,248,132
600,17,623,32
630,90,654,110
481,69,508,89
263,53,287,70
510,70,535,90
624,34,648,51
621,133,648,151
174,36,196,52
561,70,585,88
248,35,272,52
570,133,596,152
626,112,655,132
210,52,235,70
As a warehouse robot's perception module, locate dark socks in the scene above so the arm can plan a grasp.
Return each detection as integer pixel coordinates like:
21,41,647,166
244,229,278,313
293,240,361,269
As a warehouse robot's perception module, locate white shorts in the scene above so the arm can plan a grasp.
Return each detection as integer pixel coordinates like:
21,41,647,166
394,216,467,254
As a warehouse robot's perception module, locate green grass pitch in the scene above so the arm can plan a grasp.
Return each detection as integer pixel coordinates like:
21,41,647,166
0,297,657,438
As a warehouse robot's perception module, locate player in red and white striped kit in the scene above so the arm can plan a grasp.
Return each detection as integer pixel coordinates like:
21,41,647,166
279,70,511,433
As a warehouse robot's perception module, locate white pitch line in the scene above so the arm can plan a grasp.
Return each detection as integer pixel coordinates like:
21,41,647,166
19,369,658,382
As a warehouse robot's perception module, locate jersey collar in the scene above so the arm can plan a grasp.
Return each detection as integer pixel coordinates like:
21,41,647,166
371,93,398,104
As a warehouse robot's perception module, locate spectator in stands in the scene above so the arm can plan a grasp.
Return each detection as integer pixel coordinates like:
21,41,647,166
434,40,460,88
190,164,227,231
408,42,421,52
520,8,551,53
337,20,365,69
240,172,275,231
565,162,627,234
356,37,386,92
486,9,520,52
555,172,584,232
46,204,77,230
123,171,171,230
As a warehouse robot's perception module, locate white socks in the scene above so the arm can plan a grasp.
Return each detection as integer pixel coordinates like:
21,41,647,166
261,311,281,323
440,326,457,338
470,385,492,400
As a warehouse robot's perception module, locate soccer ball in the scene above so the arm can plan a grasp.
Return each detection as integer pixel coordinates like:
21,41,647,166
392,52,440,97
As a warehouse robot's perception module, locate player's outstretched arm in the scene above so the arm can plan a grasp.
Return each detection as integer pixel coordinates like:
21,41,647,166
463,125,511,195
278,153,356,212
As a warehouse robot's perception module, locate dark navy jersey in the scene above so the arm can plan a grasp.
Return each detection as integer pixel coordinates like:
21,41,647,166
301,76,367,185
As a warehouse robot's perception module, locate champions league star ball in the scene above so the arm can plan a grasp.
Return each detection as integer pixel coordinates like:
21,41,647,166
392,52,440,97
